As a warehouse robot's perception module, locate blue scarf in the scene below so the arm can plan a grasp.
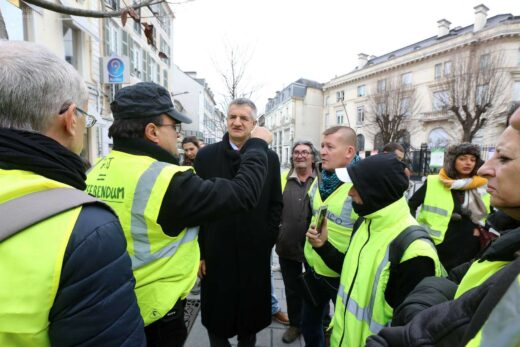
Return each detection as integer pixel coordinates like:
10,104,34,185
319,170,342,201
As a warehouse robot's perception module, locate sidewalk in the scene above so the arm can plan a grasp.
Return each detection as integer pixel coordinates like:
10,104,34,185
185,253,304,347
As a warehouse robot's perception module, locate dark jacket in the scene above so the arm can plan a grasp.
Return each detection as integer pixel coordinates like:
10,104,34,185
275,168,315,262
409,179,480,271
0,129,145,346
366,220,520,347
194,133,283,337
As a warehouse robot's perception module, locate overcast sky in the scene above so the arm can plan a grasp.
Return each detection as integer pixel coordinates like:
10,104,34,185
172,0,518,112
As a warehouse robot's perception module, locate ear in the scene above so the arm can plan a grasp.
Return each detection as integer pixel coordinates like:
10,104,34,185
144,122,159,143
63,104,78,137
253,119,257,127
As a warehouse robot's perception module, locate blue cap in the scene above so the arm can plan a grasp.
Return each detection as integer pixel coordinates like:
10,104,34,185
110,82,192,124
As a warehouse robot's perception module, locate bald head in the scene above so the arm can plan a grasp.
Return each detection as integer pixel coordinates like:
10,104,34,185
322,126,357,149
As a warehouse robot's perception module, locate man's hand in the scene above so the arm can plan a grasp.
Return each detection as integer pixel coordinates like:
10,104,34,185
306,219,328,248
198,260,206,279
251,126,273,144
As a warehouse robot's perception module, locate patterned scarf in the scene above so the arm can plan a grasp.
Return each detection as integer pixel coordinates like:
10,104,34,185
438,168,487,190
319,170,342,201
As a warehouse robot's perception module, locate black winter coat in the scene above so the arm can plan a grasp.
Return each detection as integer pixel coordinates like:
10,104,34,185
195,133,283,337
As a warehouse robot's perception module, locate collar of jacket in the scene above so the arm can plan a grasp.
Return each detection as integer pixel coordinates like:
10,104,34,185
362,196,411,229
479,220,520,262
113,138,179,165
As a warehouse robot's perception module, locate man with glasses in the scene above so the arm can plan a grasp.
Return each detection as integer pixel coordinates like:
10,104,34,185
275,140,319,343
194,98,283,347
0,41,145,346
87,84,273,347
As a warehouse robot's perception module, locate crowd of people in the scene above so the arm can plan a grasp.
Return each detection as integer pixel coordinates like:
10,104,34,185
1,40,520,347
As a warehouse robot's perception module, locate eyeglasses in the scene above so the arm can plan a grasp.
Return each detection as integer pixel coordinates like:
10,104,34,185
76,107,97,128
293,150,311,157
157,123,182,133
59,103,97,128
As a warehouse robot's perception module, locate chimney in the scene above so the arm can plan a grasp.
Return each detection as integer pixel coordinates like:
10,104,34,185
474,4,489,32
357,53,369,69
437,19,451,37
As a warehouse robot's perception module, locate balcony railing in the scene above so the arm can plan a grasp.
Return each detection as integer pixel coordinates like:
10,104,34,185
420,111,453,123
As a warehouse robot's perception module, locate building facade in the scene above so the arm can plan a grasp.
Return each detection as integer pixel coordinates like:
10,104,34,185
172,66,223,145
264,78,323,168
323,4,520,156
1,0,176,164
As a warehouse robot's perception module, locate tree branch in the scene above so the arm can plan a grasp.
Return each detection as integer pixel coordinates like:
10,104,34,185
22,0,159,18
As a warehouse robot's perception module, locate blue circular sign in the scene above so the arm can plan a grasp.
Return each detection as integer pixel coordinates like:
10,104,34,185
107,57,125,82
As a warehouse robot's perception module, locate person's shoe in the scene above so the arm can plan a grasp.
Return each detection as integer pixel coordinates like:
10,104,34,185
272,310,290,325
282,326,300,343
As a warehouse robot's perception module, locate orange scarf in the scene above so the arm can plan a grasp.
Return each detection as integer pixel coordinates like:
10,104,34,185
438,168,487,190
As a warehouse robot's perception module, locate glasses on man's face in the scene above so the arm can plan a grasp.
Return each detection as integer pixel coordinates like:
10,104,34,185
157,123,182,133
59,103,97,128
293,150,311,158
76,107,97,128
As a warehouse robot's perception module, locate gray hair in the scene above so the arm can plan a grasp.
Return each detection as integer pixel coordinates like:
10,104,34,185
227,98,257,120
0,41,88,131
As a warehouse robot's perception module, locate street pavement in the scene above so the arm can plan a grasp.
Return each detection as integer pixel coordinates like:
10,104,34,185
185,253,304,347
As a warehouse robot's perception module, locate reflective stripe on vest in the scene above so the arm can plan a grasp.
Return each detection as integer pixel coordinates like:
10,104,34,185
87,151,199,325
466,276,520,347
417,175,490,244
130,161,198,269
331,197,443,347
304,178,357,277
0,170,79,346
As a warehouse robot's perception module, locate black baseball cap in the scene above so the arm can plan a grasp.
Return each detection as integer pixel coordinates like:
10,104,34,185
110,82,192,124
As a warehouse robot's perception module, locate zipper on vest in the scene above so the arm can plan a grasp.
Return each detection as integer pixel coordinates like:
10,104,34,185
338,220,372,346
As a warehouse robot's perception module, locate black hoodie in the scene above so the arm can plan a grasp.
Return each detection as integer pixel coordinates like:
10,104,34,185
347,153,409,217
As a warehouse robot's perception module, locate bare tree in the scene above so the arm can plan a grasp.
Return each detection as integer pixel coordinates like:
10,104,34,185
433,51,509,142
213,41,260,133
366,75,418,149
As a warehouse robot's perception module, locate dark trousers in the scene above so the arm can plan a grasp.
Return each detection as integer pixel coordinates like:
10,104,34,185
208,331,256,347
279,257,304,328
145,300,187,347
301,268,339,347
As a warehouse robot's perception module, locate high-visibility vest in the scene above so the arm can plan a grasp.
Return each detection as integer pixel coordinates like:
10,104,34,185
86,150,199,326
304,177,357,278
331,197,443,346
455,259,510,298
0,170,80,346
417,175,490,244
465,275,520,347
280,170,290,192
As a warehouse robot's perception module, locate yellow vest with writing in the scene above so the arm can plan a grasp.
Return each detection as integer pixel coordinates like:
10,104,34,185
0,170,80,346
417,175,490,244
331,197,443,346
304,178,357,277
86,150,199,326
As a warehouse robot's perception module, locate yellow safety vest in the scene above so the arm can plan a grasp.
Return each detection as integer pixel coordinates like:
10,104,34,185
465,275,520,347
0,170,80,346
417,175,490,244
280,170,290,192
304,177,357,277
331,197,443,346
86,150,199,326
455,259,510,298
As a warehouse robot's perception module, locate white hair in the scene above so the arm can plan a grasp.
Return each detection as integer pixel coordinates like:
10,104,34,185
0,40,88,131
